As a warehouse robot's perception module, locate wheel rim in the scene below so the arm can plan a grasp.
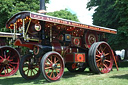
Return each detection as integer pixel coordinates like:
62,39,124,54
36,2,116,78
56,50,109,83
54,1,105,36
0,46,20,77
95,42,113,73
42,52,64,81
20,54,40,79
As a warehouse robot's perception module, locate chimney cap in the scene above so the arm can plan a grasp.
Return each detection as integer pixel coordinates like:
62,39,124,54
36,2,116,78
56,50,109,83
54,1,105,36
38,10,47,14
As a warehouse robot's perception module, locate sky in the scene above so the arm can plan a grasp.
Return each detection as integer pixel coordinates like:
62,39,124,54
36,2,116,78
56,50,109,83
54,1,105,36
46,0,96,25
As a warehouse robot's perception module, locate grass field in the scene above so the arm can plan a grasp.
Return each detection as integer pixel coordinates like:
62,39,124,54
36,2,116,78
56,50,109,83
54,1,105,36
0,62,128,85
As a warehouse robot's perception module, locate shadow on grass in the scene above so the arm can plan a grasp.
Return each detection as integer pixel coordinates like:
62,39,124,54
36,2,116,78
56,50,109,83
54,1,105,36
110,74,128,80
0,75,49,85
62,70,94,78
0,70,95,85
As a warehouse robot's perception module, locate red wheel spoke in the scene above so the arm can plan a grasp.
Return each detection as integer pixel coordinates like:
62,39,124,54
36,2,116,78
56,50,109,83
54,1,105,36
55,60,59,64
96,59,101,62
9,64,15,69
103,64,108,70
8,66,13,71
46,68,50,75
45,67,52,70
0,56,3,60
50,70,53,78
7,56,10,60
10,62,18,65
45,63,50,66
55,69,58,75
9,59,14,62
104,53,110,56
53,71,55,78
54,57,56,63
48,58,53,64
97,49,101,54
104,60,110,63
96,55,101,58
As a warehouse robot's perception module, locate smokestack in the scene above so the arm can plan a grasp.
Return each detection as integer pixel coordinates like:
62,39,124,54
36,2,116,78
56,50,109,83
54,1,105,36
38,0,47,14
40,0,45,10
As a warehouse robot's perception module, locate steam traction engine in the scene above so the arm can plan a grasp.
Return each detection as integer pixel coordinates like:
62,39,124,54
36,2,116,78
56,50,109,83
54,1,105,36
0,11,117,81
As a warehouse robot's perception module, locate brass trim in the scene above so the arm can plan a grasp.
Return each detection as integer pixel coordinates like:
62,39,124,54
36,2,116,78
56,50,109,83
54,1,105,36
25,19,31,36
13,24,16,40
70,48,72,53
23,19,25,38
77,48,79,53
61,46,64,56
52,46,54,51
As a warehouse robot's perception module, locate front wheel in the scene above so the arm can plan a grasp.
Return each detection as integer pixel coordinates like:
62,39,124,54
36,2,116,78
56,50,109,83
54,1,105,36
40,51,65,82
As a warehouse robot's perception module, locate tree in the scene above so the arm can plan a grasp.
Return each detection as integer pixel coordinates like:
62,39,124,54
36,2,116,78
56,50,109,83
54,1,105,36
47,9,79,22
0,0,49,30
87,0,128,50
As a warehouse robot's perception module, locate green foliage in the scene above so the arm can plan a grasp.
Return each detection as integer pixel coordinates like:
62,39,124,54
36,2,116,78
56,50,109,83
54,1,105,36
0,0,49,29
87,0,128,50
47,9,79,22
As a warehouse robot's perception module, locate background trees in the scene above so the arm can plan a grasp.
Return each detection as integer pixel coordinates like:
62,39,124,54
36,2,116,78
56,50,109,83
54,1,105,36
87,0,128,50
47,9,79,22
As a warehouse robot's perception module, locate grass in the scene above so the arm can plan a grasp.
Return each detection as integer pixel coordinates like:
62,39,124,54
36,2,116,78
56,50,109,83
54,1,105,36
0,62,128,85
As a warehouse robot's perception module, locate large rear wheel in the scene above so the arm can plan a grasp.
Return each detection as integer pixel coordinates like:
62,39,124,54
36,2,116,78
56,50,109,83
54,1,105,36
88,42,113,74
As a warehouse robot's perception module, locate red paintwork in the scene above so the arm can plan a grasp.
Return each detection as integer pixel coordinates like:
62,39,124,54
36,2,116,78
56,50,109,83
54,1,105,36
75,53,85,62
14,39,39,50
51,42,62,54
72,37,81,46
64,53,74,63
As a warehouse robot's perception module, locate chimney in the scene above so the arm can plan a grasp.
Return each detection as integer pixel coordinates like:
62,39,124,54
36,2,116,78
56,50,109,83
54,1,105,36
38,0,47,14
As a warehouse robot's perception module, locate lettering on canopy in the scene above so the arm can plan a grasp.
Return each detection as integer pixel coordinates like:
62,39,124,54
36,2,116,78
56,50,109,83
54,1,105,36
30,13,117,34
